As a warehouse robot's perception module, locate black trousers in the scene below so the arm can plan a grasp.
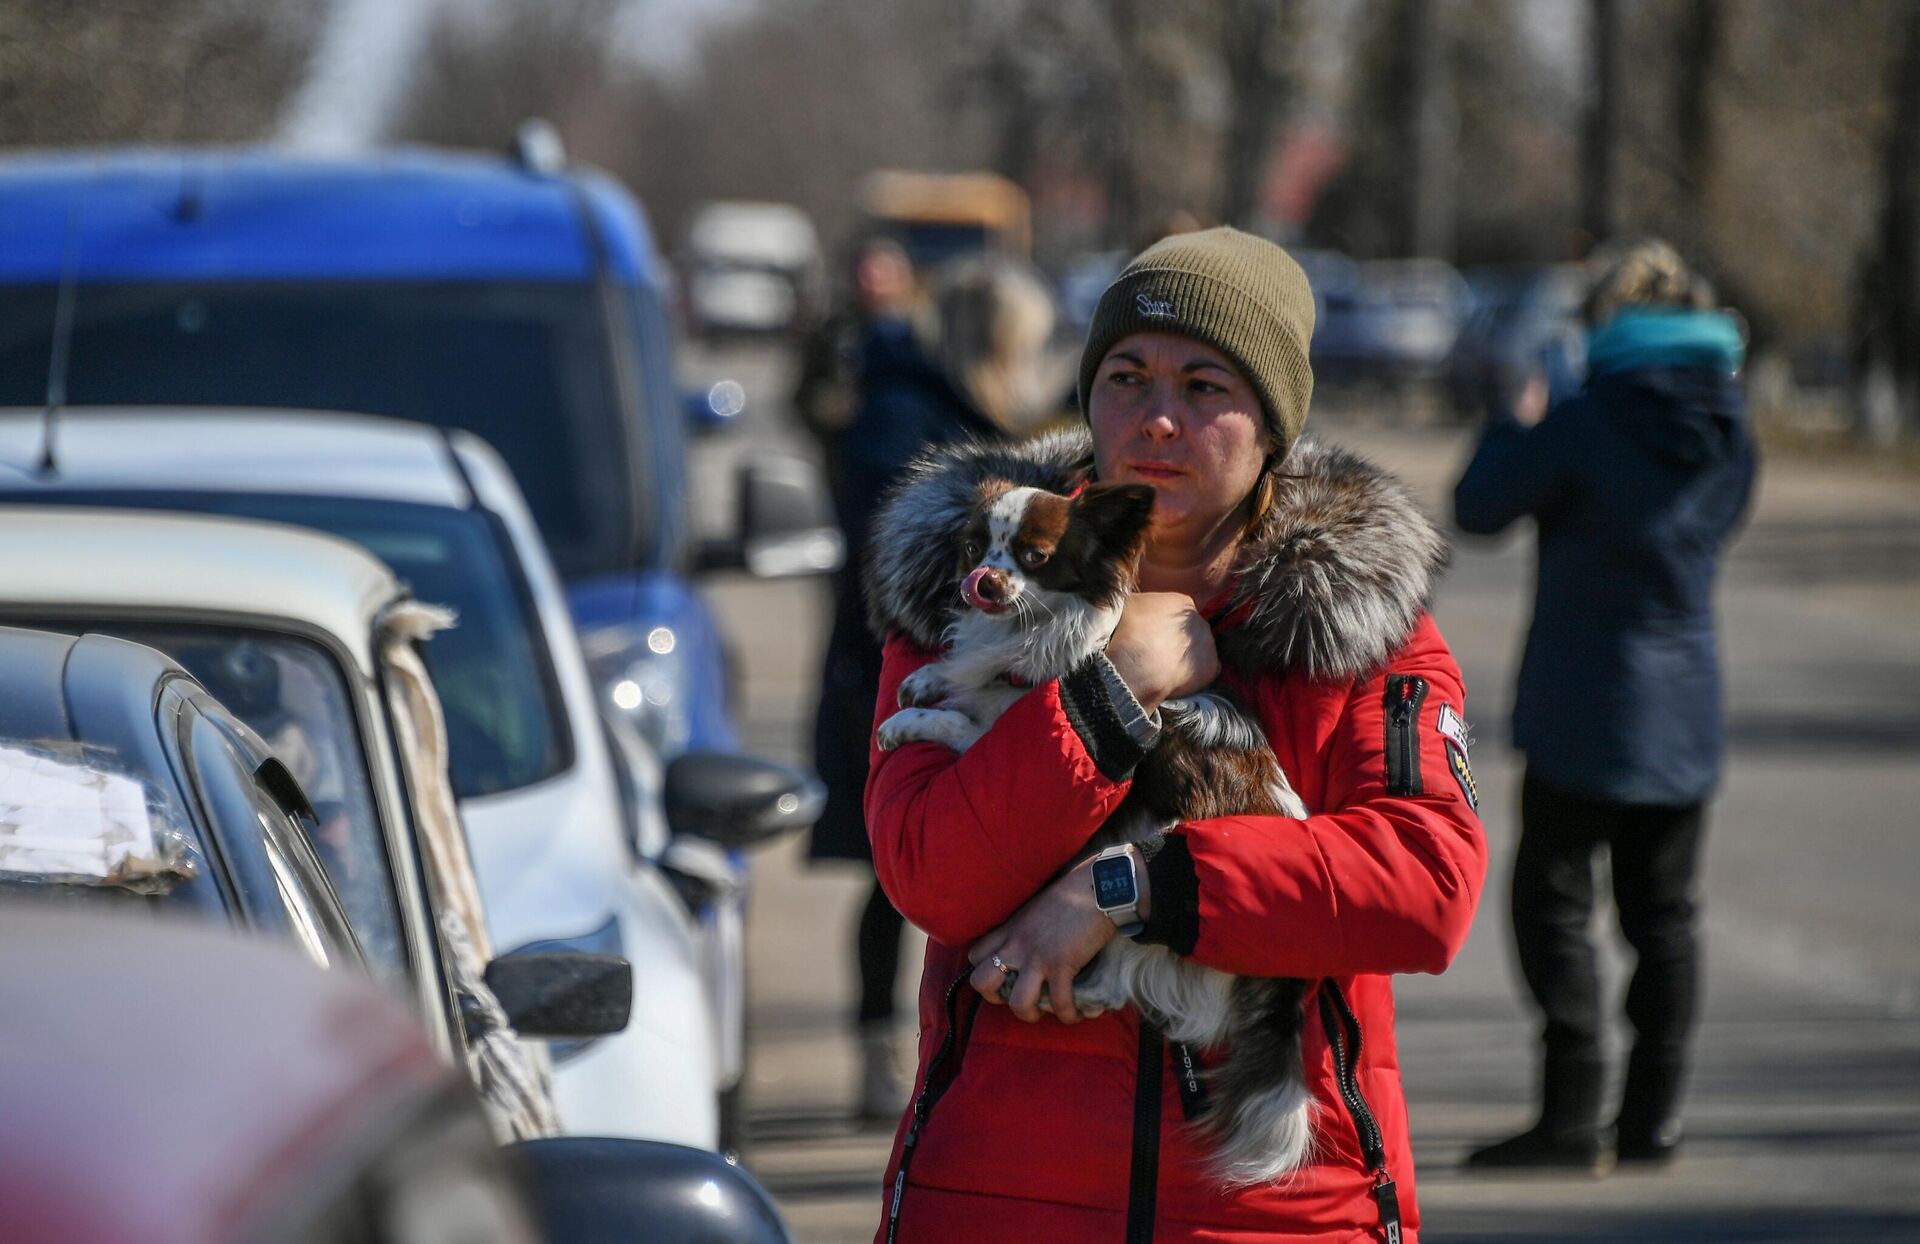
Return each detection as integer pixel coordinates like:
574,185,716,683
1513,771,1707,1073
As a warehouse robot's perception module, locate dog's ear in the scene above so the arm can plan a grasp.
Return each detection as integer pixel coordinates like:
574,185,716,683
1069,483,1157,558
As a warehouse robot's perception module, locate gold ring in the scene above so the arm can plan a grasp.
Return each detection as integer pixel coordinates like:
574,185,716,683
990,953,1016,978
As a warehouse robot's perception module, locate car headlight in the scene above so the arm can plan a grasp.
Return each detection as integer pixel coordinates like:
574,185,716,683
592,624,694,758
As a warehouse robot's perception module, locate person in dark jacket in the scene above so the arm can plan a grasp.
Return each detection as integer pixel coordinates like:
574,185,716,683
1456,238,1758,1171
807,256,1057,1118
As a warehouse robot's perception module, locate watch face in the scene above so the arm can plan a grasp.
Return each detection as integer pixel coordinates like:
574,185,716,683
1092,854,1137,909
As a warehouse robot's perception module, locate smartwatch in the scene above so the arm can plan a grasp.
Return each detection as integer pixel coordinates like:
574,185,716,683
1091,843,1144,938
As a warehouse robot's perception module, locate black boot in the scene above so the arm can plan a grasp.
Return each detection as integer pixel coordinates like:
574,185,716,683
1614,1049,1686,1165
1466,1053,1614,1175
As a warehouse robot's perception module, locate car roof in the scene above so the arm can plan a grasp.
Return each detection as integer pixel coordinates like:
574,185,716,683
0,408,472,510
0,905,448,1244
0,507,404,676
0,145,659,284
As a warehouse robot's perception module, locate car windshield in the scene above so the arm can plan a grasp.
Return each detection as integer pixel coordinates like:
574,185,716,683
40,492,573,799
0,281,639,579
36,623,409,981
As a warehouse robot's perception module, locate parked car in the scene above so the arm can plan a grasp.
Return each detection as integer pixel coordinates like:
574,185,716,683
682,200,823,336
0,905,791,1244
1309,257,1470,387
1448,262,1588,418
0,408,820,1150
0,140,840,771
0,623,364,970
0,506,627,1142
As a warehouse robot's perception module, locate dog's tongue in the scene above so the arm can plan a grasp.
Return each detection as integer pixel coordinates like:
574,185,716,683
962,567,1003,613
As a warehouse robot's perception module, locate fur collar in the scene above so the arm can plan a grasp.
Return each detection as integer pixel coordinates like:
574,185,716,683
863,425,1449,682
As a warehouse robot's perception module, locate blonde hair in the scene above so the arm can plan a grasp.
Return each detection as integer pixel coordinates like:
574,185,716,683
1584,236,1716,326
914,258,1058,436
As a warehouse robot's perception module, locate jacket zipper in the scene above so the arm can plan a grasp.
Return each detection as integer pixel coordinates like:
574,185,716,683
886,967,975,1244
1384,674,1428,797
1319,981,1402,1242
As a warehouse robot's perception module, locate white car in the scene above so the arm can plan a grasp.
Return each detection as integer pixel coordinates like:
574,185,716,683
0,409,821,1149
0,507,583,1142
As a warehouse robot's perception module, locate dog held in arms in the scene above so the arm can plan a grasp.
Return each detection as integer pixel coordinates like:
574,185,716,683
874,475,1316,1187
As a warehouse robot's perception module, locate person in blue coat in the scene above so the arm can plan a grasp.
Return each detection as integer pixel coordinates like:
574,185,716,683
1455,239,1758,1171
807,257,1057,1118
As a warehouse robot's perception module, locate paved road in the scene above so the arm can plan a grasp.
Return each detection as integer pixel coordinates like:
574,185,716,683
682,341,1920,1244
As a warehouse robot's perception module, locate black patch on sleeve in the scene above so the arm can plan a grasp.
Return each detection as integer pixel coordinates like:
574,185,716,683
1059,656,1153,781
1135,833,1198,955
1383,674,1429,796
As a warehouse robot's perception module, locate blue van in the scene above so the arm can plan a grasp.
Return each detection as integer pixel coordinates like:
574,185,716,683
0,132,838,761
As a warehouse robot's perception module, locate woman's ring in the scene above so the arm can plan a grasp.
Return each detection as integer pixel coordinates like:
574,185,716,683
990,953,1016,978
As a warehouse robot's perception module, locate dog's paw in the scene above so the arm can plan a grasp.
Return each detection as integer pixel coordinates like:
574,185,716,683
897,667,952,709
876,706,978,753
1069,953,1121,1018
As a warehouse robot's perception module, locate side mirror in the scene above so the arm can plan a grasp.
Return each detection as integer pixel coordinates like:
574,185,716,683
483,952,632,1039
509,1136,792,1244
694,453,844,577
685,380,747,437
663,751,824,850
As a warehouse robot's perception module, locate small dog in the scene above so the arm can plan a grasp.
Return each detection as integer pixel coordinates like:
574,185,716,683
877,479,1315,1185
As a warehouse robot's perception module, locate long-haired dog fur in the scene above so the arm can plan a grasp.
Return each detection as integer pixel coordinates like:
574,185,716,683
875,478,1316,1186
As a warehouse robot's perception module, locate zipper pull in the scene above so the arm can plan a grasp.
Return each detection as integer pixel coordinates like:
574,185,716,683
1393,677,1417,722
1373,1171,1403,1244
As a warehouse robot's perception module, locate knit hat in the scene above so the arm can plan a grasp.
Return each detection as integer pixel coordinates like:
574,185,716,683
1077,226,1317,458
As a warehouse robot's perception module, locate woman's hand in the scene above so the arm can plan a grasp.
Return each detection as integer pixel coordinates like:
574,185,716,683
967,854,1148,1024
1105,592,1220,711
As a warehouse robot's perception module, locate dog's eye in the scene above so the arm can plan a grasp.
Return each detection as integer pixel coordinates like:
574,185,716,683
1018,547,1050,569
962,538,983,563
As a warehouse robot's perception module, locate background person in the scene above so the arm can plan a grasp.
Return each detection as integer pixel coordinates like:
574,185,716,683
806,256,1057,1120
1455,238,1759,1171
791,234,919,470
862,228,1484,1241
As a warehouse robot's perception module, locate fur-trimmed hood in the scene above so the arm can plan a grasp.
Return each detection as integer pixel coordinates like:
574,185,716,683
863,425,1450,682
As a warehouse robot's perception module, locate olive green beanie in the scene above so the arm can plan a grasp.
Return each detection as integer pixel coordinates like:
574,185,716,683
1077,226,1317,458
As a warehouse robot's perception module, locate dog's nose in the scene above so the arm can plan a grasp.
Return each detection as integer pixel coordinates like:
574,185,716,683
962,566,1012,612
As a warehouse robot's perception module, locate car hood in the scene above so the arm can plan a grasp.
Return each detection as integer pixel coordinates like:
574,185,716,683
458,768,630,953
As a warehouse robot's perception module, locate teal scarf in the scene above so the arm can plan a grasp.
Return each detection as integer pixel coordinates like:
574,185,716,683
1587,309,1745,377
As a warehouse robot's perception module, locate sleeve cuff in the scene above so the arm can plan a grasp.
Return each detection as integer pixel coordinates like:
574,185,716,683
1058,653,1160,781
1135,832,1198,954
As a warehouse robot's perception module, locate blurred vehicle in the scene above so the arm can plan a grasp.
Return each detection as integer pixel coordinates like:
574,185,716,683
0,138,840,764
0,505,627,1142
1448,263,1588,418
0,906,794,1244
0,623,363,970
1308,257,1470,387
0,141,843,1140
683,200,822,336
0,409,822,1151
859,168,1031,266
1057,248,1129,337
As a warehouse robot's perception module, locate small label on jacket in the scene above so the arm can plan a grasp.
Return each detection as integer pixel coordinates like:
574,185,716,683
1436,703,1479,809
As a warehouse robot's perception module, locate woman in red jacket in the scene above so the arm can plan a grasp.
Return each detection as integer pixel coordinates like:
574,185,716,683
862,228,1487,1243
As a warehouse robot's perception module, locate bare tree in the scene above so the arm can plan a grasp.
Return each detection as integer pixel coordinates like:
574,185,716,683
0,0,317,146
1582,0,1622,244
1216,0,1296,231
1859,0,1920,441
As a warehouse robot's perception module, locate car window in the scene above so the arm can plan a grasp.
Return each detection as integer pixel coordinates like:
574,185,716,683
209,495,570,798
29,496,574,800
46,621,410,980
0,281,643,578
183,709,360,970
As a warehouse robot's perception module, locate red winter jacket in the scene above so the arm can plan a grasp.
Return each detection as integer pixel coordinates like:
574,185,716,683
860,433,1487,1244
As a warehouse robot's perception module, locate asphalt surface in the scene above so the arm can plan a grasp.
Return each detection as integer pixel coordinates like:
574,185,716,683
681,340,1920,1244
